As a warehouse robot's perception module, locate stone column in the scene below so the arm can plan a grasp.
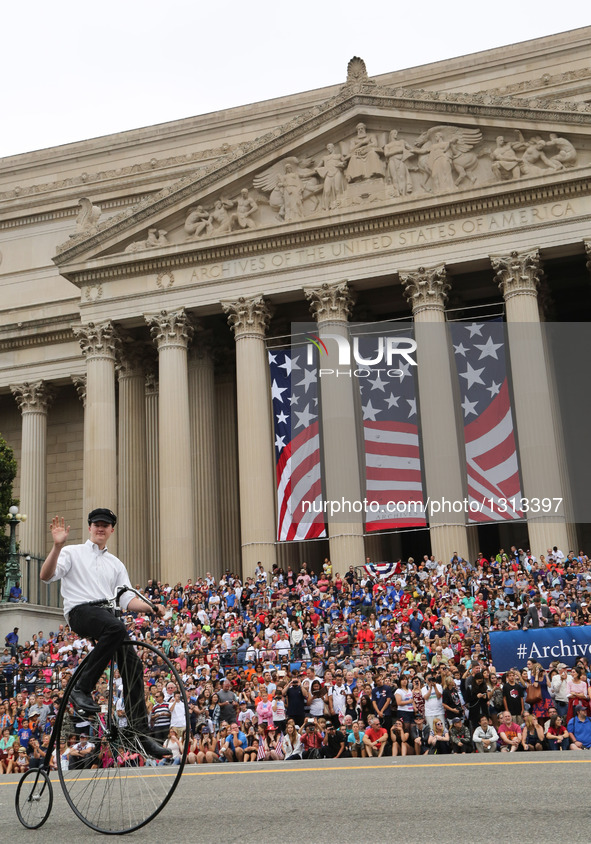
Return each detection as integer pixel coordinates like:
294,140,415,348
145,310,195,586
73,321,119,554
188,334,221,579
117,348,149,588
492,249,568,556
215,371,241,576
304,281,366,570
10,381,53,558
400,265,469,562
221,295,277,578
145,372,160,583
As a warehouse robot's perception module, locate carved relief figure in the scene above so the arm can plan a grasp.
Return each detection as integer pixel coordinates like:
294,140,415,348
210,198,235,232
230,188,259,229
74,197,101,235
279,164,305,222
253,157,321,221
315,143,347,209
185,206,213,239
412,126,482,192
383,129,414,196
545,134,577,167
413,131,455,193
490,134,523,180
521,138,563,176
345,122,385,182
124,228,169,253
489,131,577,182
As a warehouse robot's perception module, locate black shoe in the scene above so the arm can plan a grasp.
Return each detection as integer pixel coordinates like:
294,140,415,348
70,687,100,713
140,736,173,760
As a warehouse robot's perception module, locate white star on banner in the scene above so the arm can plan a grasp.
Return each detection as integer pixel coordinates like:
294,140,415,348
406,398,417,418
275,434,286,450
461,396,479,417
385,393,400,408
294,404,316,429
460,363,486,390
278,355,301,376
268,352,277,364
486,380,501,398
362,400,381,421
466,323,484,338
276,410,288,424
271,379,288,402
453,342,469,357
288,393,299,406
474,336,503,360
397,362,412,382
296,368,317,393
369,372,387,392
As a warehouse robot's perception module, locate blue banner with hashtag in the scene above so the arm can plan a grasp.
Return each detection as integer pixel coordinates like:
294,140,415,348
489,626,591,672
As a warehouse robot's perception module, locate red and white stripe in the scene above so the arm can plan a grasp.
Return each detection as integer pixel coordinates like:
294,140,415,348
364,421,427,530
463,381,522,522
276,422,326,541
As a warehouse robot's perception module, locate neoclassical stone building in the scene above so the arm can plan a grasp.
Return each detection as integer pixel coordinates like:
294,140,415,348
1,28,591,588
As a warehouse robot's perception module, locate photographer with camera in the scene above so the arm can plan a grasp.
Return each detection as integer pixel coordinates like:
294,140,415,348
422,671,445,730
283,670,306,726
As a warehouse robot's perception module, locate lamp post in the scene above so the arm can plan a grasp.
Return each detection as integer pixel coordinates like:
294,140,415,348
2,504,27,603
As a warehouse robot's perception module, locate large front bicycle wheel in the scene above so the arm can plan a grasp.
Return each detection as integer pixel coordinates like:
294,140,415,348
15,767,53,829
55,638,189,834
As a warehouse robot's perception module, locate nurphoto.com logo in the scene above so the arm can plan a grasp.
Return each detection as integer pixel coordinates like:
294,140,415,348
306,334,418,377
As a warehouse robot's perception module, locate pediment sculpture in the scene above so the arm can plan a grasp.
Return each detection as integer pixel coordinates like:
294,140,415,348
105,120,583,257
177,121,580,244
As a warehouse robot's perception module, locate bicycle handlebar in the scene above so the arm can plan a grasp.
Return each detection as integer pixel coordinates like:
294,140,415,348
114,585,157,613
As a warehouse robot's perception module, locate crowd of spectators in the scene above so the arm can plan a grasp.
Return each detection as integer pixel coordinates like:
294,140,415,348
3,542,591,770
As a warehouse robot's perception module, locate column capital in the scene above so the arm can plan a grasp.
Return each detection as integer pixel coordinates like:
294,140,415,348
145,371,159,395
117,340,151,379
145,309,194,350
10,381,53,414
400,265,449,315
304,281,355,325
73,320,120,361
187,319,215,367
71,375,87,407
491,249,542,301
221,295,272,340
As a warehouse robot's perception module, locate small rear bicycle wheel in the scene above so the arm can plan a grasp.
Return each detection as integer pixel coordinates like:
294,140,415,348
15,767,53,829
55,638,189,834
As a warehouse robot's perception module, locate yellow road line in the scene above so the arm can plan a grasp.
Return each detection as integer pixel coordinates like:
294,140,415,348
2,757,591,785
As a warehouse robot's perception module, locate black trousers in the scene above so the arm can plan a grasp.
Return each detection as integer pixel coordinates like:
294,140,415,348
68,605,148,731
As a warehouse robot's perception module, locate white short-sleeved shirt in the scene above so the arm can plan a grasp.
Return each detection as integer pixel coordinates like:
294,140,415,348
43,539,132,618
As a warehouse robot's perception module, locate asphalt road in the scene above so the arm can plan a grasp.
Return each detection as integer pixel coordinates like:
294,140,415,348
2,752,589,843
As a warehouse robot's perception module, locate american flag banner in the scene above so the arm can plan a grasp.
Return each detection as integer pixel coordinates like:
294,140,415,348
268,347,326,541
363,561,400,580
357,329,427,531
257,736,266,761
450,319,523,522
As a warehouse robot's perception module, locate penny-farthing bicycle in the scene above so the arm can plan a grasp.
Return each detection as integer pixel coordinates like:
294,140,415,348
15,587,190,834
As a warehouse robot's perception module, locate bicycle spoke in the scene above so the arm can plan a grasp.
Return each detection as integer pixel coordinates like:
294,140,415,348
15,768,53,829
55,638,188,833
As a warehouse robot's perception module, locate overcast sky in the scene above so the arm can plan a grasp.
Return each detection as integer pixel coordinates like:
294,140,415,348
2,1,590,159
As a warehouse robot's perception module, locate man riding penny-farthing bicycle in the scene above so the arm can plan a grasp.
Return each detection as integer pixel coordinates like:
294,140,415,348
15,508,188,834
42,509,171,760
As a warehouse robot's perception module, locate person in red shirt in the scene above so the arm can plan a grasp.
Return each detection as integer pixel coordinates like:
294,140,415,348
356,621,375,645
363,716,388,757
497,710,522,752
300,719,323,758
